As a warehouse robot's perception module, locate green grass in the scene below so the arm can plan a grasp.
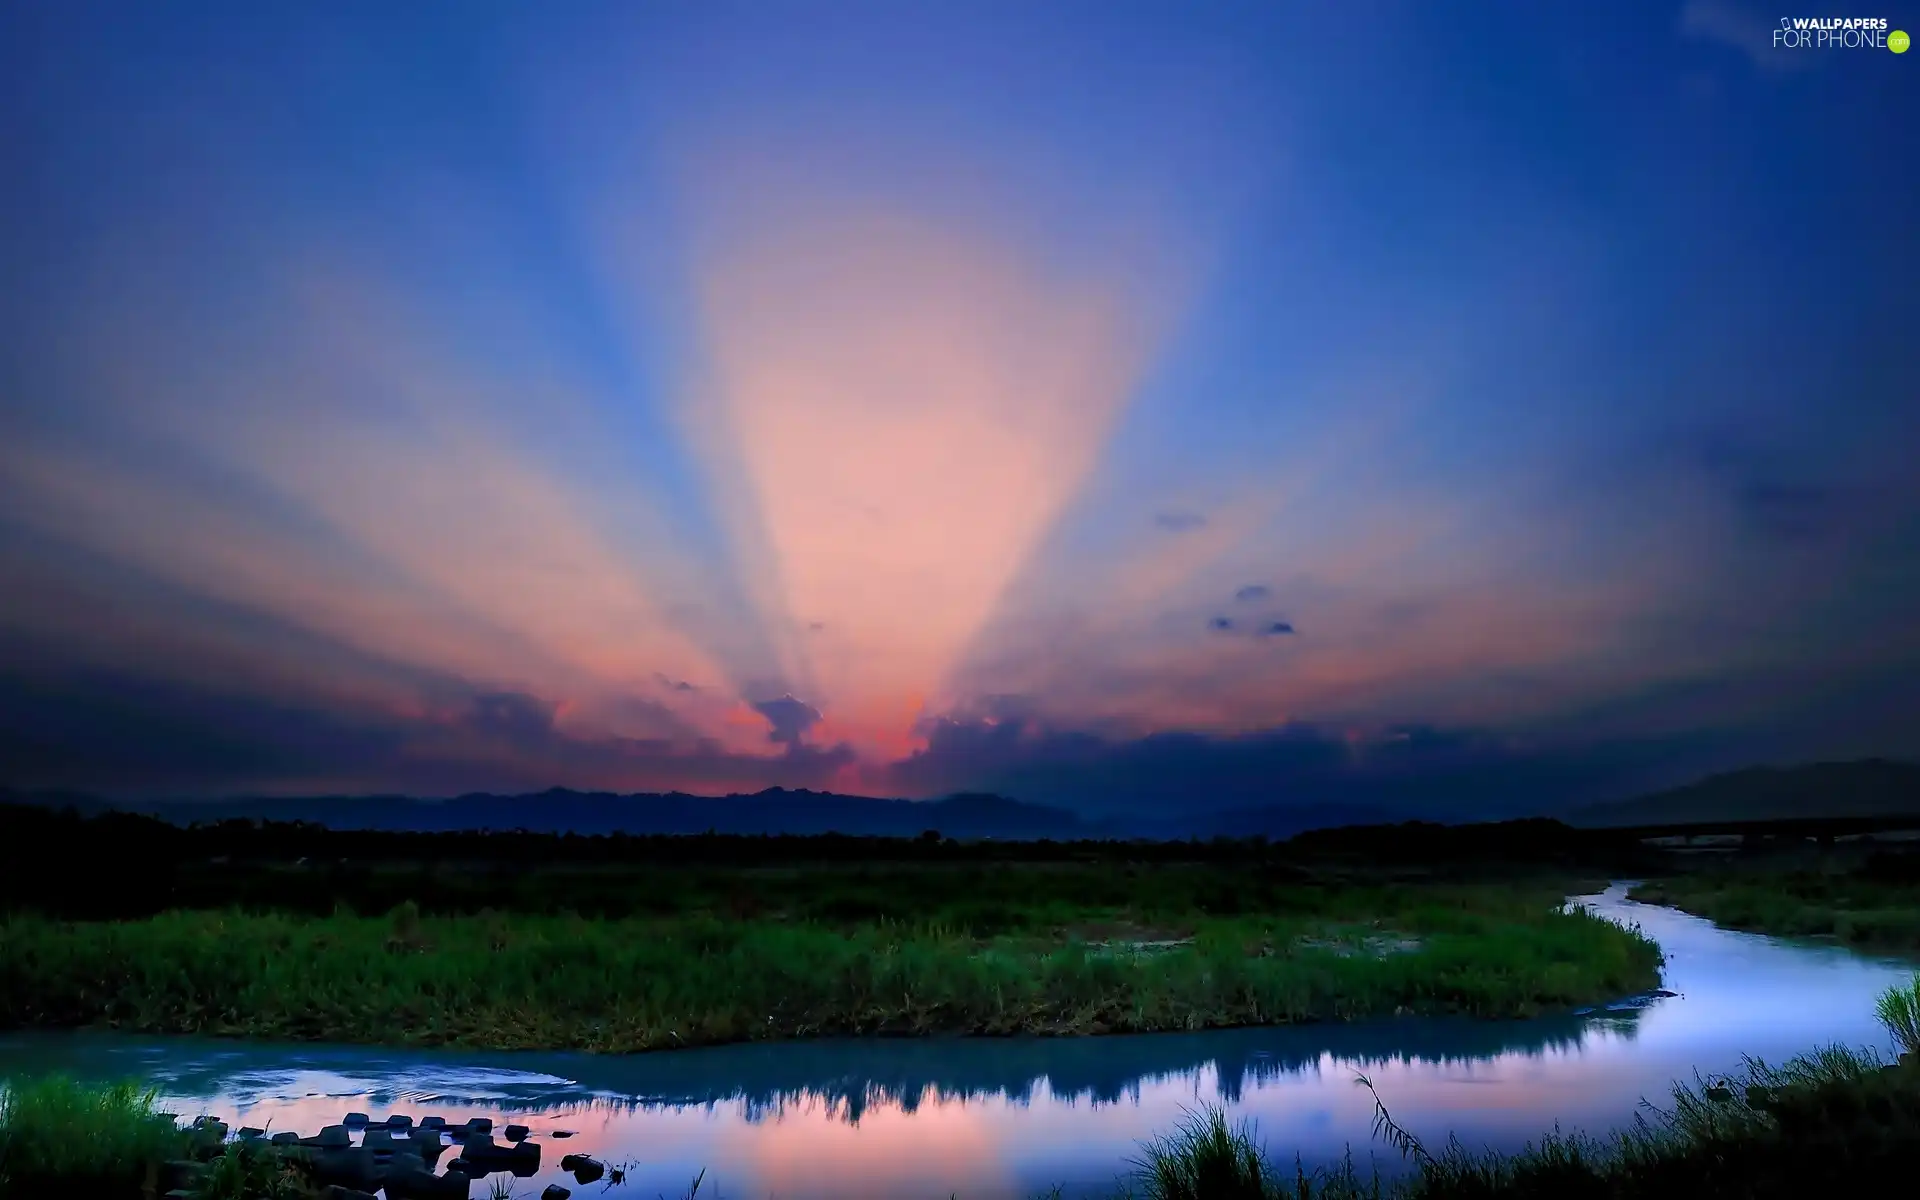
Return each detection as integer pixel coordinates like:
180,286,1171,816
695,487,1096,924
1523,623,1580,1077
190,1139,314,1200
1069,977,1920,1198
1131,1107,1282,1200
0,1075,187,1198
1877,975,1920,1058
0,1076,322,1200
0,882,1661,1051
1088,1049,1920,1198
1629,869,1920,953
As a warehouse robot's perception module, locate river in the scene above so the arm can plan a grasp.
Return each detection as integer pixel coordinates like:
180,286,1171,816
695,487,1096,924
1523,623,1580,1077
2,884,1914,1198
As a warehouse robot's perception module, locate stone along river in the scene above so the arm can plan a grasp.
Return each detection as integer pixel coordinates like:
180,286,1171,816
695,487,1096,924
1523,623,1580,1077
3,885,1915,1198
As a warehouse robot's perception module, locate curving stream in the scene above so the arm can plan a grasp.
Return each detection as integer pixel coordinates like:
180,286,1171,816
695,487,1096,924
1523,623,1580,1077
3,884,1915,1198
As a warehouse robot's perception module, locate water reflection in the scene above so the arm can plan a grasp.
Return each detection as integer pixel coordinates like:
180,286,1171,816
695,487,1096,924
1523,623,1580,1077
2,886,1913,1199
0,1013,1615,1119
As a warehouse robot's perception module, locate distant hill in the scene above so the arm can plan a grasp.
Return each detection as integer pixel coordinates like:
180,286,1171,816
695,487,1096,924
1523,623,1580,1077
64,788,1094,840
26,759,1917,839
1128,801,1412,841
1569,759,1920,829
0,785,1416,841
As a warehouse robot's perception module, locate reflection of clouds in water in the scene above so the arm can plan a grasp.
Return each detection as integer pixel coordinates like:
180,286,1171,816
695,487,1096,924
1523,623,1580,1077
711,1083,1022,1200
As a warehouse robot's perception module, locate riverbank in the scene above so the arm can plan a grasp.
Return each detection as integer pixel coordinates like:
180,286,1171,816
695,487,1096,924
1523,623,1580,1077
0,879,1661,1052
1629,867,1920,955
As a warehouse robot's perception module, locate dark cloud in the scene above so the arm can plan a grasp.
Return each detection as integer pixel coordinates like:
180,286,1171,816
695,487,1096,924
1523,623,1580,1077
1234,585,1271,603
462,692,557,744
884,708,1769,822
1737,481,1865,543
1153,510,1208,533
0,663,410,793
1670,426,1892,547
807,622,826,633
0,638,858,799
769,739,858,774
1205,615,1291,638
751,694,823,746
654,673,698,692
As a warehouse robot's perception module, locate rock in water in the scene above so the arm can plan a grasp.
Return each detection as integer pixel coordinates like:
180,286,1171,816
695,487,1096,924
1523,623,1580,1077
564,1155,605,1184
509,1141,541,1177
459,1133,541,1175
503,1123,530,1141
313,1124,353,1149
308,1147,379,1192
382,1163,471,1198
159,1160,205,1191
541,1187,572,1200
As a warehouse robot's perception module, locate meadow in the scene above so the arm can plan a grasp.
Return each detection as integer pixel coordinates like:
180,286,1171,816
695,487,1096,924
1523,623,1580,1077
0,874,1660,1051
1628,852,1920,954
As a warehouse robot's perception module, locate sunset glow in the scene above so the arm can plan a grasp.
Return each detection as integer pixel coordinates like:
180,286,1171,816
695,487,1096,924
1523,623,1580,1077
1,2,1913,810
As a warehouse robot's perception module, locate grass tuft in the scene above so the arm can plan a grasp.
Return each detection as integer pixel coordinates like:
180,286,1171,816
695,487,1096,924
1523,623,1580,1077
1874,974,1920,1058
1131,1106,1275,1200
0,1075,187,1198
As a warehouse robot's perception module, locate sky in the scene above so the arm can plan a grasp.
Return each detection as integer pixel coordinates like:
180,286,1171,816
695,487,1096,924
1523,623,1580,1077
0,1,1915,815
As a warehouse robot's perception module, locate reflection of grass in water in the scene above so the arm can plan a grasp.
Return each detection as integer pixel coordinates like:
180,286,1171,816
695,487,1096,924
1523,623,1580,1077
1077,983,1920,1197
166,1014,1613,1133
0,882,1661,1052
722,1030,1609,1126
472,1017,1607,1128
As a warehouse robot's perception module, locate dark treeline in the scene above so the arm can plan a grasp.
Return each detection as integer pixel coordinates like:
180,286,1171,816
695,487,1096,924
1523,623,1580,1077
0,802,1665,921
12,798,1920,923
1,800,1650,862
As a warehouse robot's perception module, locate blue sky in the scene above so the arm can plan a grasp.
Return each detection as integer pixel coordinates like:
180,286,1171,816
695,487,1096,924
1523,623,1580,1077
1,1,1914,812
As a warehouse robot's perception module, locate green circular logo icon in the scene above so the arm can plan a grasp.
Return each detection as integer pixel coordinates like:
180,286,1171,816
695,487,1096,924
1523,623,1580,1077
1893,29,1911,53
